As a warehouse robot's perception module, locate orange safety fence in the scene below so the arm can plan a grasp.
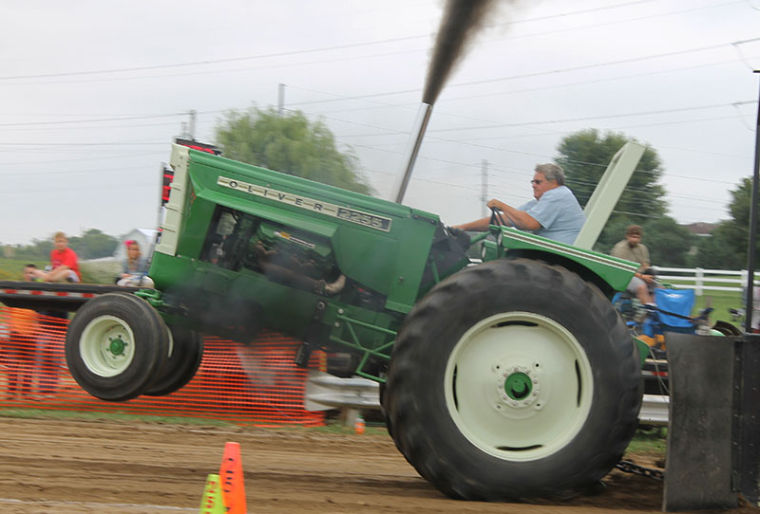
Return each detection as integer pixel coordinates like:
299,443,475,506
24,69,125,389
0,306,325,426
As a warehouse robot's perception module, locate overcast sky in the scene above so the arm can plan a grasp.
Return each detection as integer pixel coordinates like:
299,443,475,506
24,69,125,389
0,0,759,246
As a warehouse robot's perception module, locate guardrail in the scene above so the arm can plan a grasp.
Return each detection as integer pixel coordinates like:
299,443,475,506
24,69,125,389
306,373,670,426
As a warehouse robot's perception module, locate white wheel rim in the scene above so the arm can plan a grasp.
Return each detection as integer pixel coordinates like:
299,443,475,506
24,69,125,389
444,311,593,462
79,315,136,377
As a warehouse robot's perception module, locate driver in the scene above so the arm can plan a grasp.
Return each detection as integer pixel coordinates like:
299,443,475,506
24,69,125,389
452,163,585,245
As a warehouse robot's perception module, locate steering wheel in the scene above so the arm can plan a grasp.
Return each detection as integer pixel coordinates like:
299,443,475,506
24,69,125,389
489,207,508,227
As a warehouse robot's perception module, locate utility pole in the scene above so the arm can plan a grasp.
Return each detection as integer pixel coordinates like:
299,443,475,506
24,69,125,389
188,109,197,140
481,159,489,218
744,69,760,334
278,83,286,116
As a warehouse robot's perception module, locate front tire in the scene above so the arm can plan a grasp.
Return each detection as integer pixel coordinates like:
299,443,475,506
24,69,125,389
65,293,168,401
384,259,641,500
144,326,204,396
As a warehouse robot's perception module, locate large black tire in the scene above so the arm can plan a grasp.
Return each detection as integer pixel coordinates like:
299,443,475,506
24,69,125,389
65,293,168,402
144,326,204,396
384,258,642,500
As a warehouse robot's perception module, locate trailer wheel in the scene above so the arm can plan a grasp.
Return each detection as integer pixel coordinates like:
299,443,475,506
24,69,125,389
385,259,641,500
144,326,204,396
65,293,168,401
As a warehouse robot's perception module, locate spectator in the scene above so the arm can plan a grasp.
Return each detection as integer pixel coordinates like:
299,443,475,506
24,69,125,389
452,163,585,245
610,225,655,306
117,240,154,288
31,232,81,283
35,310,66,398
20,264,64,398
4,266,41,400
22,263,38,282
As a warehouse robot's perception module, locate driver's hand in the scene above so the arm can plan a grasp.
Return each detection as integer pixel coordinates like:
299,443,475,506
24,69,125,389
642,274,655,283
487,199,505,211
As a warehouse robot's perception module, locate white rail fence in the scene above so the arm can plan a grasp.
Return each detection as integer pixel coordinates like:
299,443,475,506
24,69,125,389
652,267,759,297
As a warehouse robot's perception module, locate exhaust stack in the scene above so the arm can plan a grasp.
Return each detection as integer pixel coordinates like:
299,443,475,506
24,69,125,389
394,103,434,204
392,0,501,204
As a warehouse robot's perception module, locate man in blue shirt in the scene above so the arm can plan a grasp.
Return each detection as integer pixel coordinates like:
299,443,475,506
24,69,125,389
453,163,585,245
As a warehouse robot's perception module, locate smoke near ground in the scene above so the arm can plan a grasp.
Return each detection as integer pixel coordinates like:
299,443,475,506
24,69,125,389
423,0,507,105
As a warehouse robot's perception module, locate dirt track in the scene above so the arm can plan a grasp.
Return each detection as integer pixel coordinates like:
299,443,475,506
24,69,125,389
0,417,755,514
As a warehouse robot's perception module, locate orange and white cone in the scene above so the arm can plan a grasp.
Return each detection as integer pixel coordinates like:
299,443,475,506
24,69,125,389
354,415,366,435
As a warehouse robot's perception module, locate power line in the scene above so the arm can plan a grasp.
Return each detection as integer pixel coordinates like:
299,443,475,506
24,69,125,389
290,39,754,107
0,109,223,129
0,141,167,147
0,151,165,167
0,0,670,83
0,120,182,133
0,112,184,128
0,165,160,178
427,101,757,133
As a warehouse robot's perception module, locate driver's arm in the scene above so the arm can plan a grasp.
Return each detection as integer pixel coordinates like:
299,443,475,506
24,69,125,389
486,199,541,231
452,216,492,232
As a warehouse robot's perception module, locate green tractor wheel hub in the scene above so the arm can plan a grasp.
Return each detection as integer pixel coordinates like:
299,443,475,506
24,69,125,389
79,315,137,378
498,365,540,408
108,336,127,356
504,371,533,400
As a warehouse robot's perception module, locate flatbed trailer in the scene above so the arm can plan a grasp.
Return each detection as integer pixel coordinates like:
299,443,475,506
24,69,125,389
0,281,140,313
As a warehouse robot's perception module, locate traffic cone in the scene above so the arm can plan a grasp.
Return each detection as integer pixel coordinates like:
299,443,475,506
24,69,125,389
219,441,247,514
354,415,365,435
198,473,225,514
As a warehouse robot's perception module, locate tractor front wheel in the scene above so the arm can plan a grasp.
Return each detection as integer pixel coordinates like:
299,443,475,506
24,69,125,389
65,293,168,401
144,325,204,396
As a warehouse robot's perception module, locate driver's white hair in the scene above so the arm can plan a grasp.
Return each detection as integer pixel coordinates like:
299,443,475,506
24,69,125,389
534,163,565,185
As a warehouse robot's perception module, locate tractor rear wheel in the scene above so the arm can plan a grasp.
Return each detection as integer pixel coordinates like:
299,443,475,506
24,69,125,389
384,258,641,500
65,293,168,401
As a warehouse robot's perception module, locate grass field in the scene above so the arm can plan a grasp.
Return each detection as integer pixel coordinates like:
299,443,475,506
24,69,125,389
0,258,48,281
694,290,744,325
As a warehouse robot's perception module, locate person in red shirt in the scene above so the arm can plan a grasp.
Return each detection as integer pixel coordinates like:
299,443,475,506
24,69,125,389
32,232,81,283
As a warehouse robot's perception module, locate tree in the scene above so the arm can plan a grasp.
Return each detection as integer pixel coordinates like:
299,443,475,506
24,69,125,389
694,177,758,268
215,107,372,194
10,237,53,259
555,129,668,251
68,229,118,260
7,229,118,261
693,223,745,269
642,216,695,268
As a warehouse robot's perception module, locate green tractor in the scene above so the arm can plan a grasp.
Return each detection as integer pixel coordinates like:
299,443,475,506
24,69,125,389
65,143,643,500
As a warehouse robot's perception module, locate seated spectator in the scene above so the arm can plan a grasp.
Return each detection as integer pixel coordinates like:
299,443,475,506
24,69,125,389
22,264,38,282
31,232,81,283
610,225,655,306
117,240,154,288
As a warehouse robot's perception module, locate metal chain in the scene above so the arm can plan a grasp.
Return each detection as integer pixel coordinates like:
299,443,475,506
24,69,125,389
615,459,665,481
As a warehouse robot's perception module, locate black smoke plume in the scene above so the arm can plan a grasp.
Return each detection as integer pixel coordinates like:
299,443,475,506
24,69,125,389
423,0,500,105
